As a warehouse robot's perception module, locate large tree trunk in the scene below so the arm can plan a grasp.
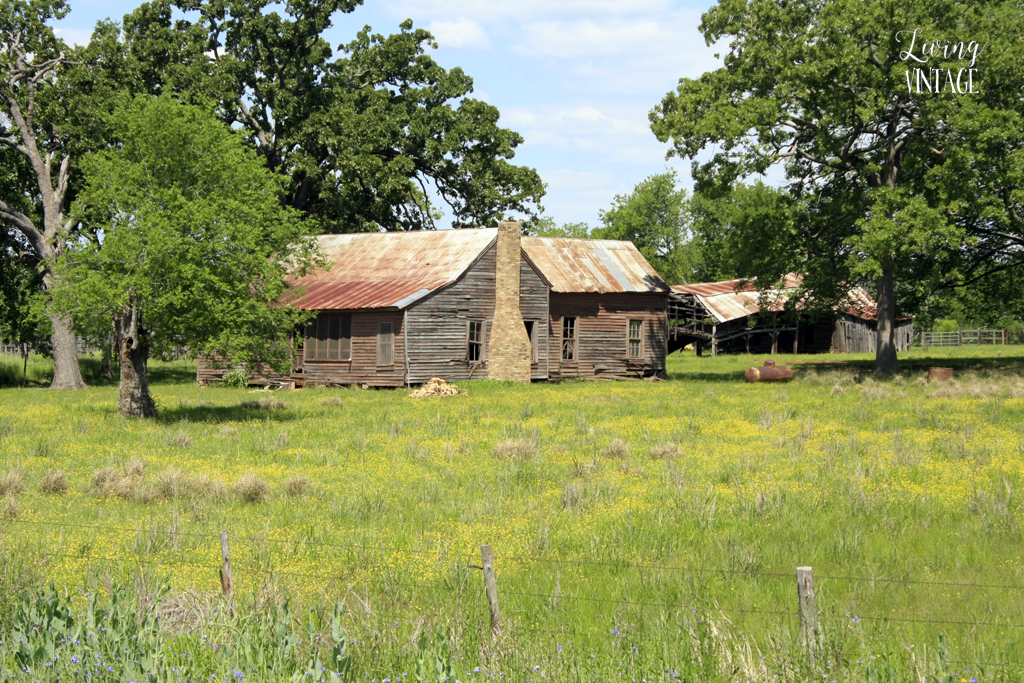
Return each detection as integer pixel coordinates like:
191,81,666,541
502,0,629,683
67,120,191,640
117,306,155,418
41,259,86,390
874,266,899,375
48,310,87,389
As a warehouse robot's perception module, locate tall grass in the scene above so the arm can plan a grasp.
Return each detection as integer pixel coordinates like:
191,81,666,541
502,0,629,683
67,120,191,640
1,347,1024,679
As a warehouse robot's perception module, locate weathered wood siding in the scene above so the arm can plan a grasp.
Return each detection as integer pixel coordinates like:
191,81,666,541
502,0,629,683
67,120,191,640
547,292,666,379
830,316,913,353
196,356,290,386
300,311,405,387
405,245,549,383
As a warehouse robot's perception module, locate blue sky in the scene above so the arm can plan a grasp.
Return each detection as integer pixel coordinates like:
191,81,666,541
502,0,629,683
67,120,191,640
54,0,722,228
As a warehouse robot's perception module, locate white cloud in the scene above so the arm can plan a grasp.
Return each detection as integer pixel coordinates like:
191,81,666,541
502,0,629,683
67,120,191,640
520,19,669,58
383,0,671,23
512,104,662,164
427,18,490,49
53,27,92,47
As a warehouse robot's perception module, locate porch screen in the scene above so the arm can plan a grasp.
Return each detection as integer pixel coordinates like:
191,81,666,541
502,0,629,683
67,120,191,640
305,314,352,361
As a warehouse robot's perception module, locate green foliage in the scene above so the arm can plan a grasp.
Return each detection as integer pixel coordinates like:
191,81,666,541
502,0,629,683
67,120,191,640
221,368,250,389
688,182,795,285
0,581,353,681
413,630,454,683
0,233,50,357
933,319,960,333
650,0,1024,368
111,1,545,231
525,217,592,239
591,170,696,284
52,94,317,373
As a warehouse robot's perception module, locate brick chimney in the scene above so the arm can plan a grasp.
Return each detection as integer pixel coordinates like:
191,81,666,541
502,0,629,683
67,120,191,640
488,220,532,383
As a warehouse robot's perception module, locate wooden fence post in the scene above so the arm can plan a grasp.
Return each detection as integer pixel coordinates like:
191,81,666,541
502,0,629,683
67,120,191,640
797,566,818,655
481,545,502,636
220,530,234,613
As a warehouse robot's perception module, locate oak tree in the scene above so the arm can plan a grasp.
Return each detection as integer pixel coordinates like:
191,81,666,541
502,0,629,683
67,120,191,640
53,95,317,416
117,0,545,231
0,0,87,388
651,0,1024,373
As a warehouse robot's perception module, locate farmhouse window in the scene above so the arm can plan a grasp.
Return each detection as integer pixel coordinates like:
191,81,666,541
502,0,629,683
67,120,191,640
561,317,577,361
377,321,394,366
467,321,485,363
304,314,352,361
628,320,642,358
524,321,537,363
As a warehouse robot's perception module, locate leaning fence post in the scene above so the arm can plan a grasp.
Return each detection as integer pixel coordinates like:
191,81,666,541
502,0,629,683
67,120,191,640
220,530,234,613
797,566,818,656
481,545,502,636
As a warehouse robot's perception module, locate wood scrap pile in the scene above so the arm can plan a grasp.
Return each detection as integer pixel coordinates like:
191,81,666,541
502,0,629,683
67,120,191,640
409,377,466,398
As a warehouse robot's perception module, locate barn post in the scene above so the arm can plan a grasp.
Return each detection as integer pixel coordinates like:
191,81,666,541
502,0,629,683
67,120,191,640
771,332,778,355
711,325,717,357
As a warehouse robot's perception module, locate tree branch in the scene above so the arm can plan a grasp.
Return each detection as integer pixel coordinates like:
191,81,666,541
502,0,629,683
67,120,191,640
0,199,44,252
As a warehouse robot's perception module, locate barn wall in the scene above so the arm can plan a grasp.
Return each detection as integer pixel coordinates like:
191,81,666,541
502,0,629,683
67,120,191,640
801,318,838,354
830,316,912,353
405,245,550,384
548,292,666,379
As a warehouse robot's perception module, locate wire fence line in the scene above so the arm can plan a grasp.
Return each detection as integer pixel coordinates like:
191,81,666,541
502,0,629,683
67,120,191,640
10,518,1024,593
4,517,1023,646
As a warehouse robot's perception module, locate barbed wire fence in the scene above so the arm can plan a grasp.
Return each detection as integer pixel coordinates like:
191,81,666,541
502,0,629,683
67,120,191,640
1,518,1019,671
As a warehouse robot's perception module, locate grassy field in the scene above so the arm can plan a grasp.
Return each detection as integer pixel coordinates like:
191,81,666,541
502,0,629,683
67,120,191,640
2,346,1024,681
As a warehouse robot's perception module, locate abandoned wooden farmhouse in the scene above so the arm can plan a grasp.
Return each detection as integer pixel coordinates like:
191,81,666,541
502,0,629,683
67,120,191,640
198,221,669,387
667,275,913,356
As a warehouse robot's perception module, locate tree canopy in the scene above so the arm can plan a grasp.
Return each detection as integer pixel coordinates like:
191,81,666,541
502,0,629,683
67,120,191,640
52,95,317,416
107,0,546,231
592,171,697,285
651,0,1024,373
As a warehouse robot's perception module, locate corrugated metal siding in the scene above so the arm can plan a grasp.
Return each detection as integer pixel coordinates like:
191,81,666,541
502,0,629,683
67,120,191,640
522,237,669,294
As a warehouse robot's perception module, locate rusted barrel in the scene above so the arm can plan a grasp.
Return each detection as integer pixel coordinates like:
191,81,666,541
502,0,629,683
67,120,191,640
745,360,794,383
928,367,953,382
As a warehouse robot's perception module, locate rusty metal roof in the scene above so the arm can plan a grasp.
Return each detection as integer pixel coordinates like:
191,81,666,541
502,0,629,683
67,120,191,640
286,229,497,310
521,237,669,294
671,274,879,323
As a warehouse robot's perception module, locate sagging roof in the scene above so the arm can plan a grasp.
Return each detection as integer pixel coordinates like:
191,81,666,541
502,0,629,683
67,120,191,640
285,228,670,310
286,229,497,310
671,274,878,324
521,236,669,294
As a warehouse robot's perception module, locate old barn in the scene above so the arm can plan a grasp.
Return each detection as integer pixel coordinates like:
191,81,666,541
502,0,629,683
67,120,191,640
667,275,913,356
197,221,669,386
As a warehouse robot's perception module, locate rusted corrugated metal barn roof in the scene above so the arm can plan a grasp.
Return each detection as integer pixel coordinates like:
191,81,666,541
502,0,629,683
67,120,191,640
285,228,671,310
286,229,497,310
521,237,669,294
671,274,878,323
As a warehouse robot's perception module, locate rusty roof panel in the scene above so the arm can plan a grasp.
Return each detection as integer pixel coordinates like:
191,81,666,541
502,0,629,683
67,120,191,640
522,237,668,294
671,275,882,323
284,280,447,310
286,229,496,309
